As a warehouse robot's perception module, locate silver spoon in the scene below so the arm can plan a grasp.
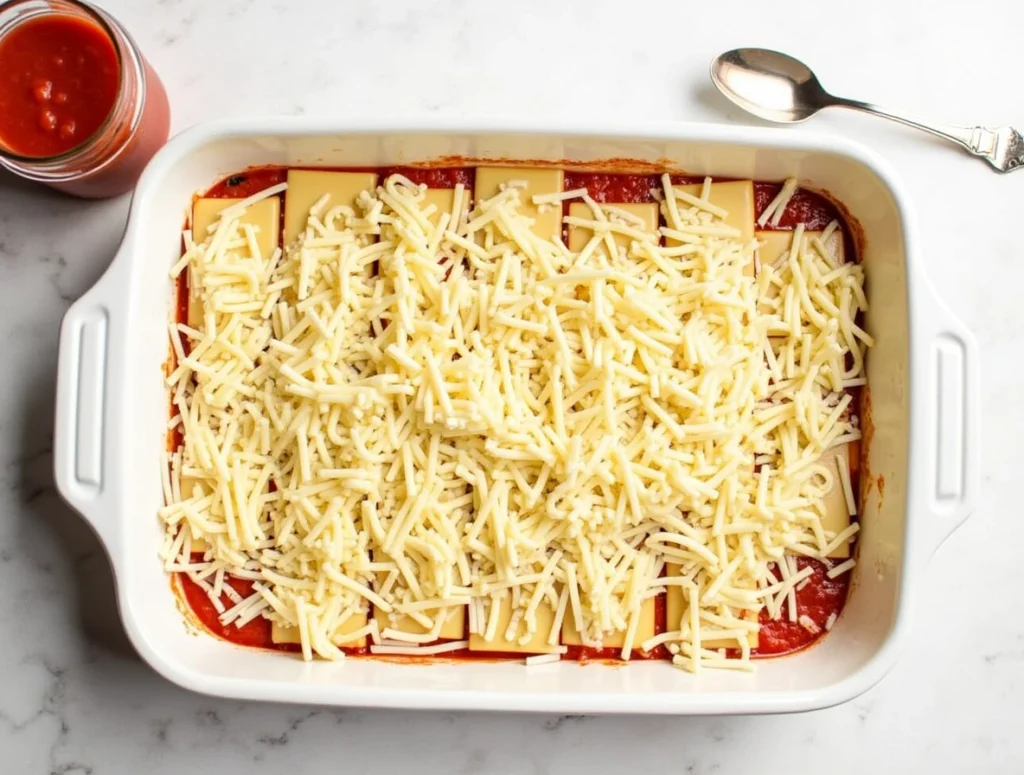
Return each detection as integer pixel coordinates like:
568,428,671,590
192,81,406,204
710,48,1024,173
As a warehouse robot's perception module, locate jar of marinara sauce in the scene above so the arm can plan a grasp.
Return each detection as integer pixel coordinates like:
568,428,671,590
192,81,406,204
0,0,170,198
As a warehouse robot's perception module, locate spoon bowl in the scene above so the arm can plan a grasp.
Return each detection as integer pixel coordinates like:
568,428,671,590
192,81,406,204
710,48,833,123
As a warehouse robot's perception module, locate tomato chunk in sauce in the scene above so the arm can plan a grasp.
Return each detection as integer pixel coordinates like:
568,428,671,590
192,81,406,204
0,15,119,157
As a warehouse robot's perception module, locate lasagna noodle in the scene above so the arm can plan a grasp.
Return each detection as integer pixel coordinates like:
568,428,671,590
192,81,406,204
665,180,754,245
561,596,657,648
559,199,661,649
756,228,853,559
474,167,565,242
466,167,565,655
272,617,369,648
188,196,280,327
370,183,469,643
566,201,659,254
467,593,560,654
283,170,378,245
664,563,760,649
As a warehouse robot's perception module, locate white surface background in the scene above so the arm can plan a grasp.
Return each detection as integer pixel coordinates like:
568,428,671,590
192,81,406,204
1,0,1021,772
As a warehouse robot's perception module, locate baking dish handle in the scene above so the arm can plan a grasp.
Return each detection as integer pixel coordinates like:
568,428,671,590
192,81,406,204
920,285,980,558
54,266,124,557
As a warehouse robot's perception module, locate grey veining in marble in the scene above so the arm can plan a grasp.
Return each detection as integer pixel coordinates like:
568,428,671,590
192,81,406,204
1,0,1023,772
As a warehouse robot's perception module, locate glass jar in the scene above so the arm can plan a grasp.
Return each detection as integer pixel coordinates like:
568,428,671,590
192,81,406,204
0,0,171,198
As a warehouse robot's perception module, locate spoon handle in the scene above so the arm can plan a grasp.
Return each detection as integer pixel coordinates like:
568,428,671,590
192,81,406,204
832,97,1024,173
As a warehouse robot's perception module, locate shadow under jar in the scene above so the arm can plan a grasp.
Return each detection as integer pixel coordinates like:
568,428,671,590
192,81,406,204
0,0,170,198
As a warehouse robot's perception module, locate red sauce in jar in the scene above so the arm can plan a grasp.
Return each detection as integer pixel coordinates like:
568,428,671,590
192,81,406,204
0,14,119,157
0,2,171,198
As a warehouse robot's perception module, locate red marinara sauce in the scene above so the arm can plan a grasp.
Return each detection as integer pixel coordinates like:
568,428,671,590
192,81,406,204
754,559,851,655
203,167,290,198
0,1,170,198
178,569,283,651
564,171,660,203
0,14,119,157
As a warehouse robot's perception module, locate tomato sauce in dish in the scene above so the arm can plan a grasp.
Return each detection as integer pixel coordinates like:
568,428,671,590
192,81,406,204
178,568,285,651
201,167,474,200
171,166,859,663
754,559,851,655
380,166,474,189
203,167,289,199
0,14,118,158
564,172,660,204
178,562,371,655
753,182,840,231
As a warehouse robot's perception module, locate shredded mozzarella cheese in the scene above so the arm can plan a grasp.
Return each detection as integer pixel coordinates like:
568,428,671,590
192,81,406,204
161,172,870,670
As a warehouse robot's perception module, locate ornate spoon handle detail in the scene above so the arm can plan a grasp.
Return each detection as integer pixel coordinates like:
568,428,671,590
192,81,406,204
834,98,1024,172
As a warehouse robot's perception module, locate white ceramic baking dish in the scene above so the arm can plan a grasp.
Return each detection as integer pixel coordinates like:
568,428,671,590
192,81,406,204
54,118,979,714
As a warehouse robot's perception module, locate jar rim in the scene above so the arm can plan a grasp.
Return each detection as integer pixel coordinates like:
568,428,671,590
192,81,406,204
0,0,128,165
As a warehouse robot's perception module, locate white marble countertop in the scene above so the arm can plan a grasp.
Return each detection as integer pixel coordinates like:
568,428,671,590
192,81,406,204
2,0,1022,771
